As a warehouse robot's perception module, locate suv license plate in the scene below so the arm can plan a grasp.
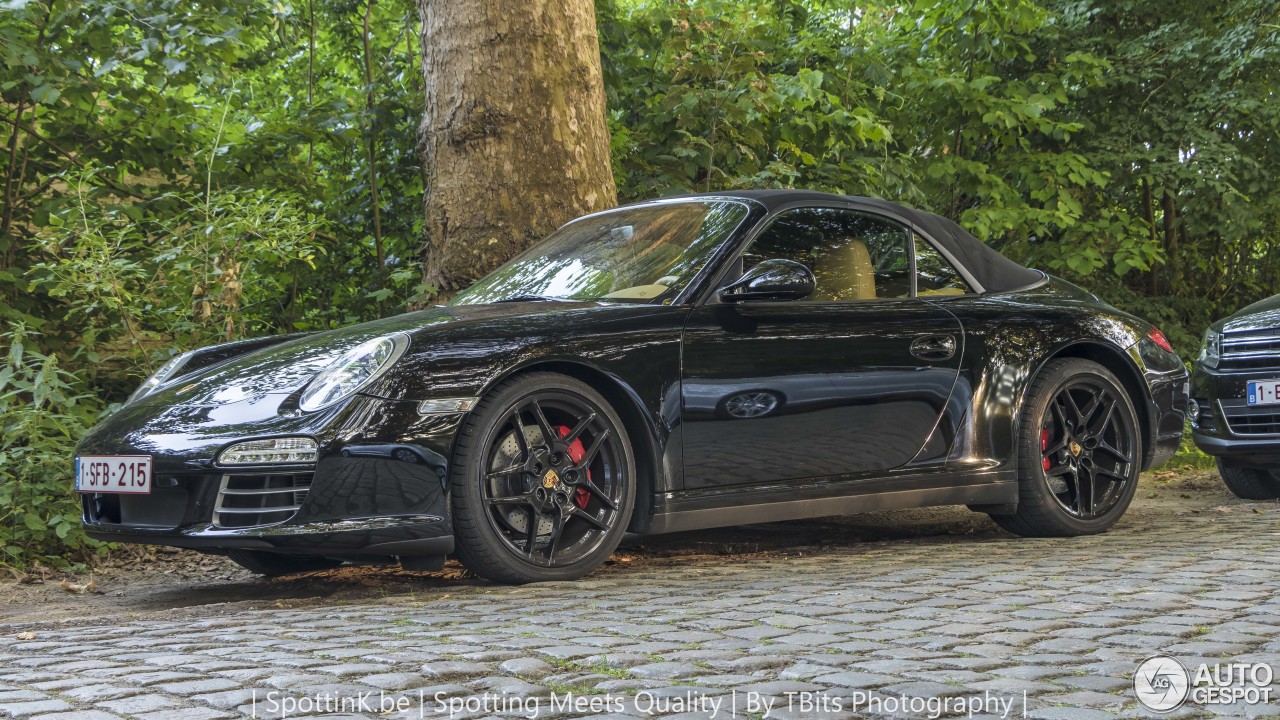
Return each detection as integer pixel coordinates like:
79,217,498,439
1247,380,1280,407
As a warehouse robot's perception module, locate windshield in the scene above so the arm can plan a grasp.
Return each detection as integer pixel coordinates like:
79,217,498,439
451,200,751,305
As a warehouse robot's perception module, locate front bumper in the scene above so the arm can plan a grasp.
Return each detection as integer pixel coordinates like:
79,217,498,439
1190,365,1280,463
1132,337,1189,470
84,519,455,557
77,395,464,559
1145,369,1189,469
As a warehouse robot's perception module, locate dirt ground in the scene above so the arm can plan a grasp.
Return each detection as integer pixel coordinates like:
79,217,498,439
1,467,1263,628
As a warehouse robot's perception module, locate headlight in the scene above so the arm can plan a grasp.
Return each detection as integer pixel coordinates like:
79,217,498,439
298,334,408,412
127,350,194,404
1198,329,1220,368
219,437,318,465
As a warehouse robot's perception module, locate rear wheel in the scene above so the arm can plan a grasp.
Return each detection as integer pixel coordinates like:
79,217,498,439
225,550,341,577
1217,459,1280,500
450,372,635,584
990,358,1141,537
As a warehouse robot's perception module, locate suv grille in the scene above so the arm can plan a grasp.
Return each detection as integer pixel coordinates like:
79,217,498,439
1220,400,1280,436
213,473,312,528
1218,330,1280,372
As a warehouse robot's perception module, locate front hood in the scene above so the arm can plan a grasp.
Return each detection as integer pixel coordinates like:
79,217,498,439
1220,294,1280,334
135,301,597,408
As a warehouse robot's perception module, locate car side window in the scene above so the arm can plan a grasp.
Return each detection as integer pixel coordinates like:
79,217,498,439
740,207,912,301
914,236,974,296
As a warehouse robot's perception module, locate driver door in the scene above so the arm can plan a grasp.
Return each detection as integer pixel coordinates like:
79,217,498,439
680,205,963,489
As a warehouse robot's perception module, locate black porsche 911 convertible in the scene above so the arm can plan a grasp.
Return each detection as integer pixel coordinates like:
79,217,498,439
75,190,1188,584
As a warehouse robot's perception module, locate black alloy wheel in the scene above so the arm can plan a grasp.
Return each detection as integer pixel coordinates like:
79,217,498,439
990,358,1141,537
1039,375,1136,518
450,372,635,583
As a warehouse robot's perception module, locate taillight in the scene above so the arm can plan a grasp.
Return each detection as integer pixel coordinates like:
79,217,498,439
1147,327,1173,353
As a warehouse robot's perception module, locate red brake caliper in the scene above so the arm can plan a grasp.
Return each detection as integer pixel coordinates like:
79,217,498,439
1040,427,1051,471
557,426,592,508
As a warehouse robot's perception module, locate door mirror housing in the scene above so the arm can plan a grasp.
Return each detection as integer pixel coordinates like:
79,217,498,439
719,259,816,303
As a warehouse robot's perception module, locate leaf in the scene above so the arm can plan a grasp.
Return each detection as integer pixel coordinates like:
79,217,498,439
29,83,60,105
59,579,89,594
93,58,119,78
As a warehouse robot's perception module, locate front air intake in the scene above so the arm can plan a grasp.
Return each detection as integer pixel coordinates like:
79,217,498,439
1219,399,1280,436
213,473,312,528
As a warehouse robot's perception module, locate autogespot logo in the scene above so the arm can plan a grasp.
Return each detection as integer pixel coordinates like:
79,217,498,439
1134,655,1191,712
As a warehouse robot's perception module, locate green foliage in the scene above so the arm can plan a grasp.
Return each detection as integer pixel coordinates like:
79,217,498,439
601,0,895,195
1,0,424,564
1,0,424,327
28,182,328,389
0,325,105,569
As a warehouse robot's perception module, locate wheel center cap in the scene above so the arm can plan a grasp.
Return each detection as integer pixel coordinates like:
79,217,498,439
541,469,561,489
1069,440,1083,457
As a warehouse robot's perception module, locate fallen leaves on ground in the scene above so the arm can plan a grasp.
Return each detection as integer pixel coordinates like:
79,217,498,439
58,578,99,594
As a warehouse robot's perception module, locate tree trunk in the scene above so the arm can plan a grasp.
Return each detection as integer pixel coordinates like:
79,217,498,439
362,0,387,316
415,0,617,304
1,0,55,257
1162,188,1179,291
1142,177,1157,294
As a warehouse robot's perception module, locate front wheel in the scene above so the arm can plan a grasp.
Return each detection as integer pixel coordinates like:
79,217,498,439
1217,459,1280,500
450,372,636,584
990,358,1141,537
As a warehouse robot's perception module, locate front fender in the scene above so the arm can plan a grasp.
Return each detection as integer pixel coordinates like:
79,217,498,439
365,304,689,502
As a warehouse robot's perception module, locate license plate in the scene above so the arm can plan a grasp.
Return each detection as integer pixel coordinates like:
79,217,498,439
1247,379,1280,407
75,455,152,494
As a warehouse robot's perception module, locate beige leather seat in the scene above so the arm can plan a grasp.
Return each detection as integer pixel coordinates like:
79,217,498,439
811,239,876,301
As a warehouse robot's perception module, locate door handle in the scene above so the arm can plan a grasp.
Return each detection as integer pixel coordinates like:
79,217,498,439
910,335,956,361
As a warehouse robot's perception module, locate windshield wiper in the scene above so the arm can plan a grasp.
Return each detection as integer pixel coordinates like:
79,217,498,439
491,294,574,304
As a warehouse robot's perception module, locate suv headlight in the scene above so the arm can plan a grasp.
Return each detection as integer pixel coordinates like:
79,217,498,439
1198,329,1220,368
127,350,194,405
298,334,408,412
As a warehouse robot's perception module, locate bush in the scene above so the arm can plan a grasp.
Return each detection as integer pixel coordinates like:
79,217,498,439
29,185,330,389
0,325,108,569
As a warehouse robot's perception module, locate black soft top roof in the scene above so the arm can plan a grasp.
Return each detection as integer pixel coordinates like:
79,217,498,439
690,189,1045,294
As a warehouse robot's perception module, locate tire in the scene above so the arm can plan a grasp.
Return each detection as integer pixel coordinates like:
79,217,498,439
450,372,636,584
989,358,1141,537
1217,459,1280,500
225,550,341,577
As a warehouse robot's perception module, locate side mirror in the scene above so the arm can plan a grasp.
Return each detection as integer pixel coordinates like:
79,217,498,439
719,259,816,303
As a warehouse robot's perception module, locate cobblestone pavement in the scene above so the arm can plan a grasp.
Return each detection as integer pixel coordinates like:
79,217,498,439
2,499,1279,720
